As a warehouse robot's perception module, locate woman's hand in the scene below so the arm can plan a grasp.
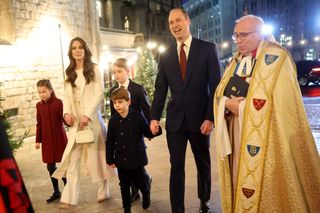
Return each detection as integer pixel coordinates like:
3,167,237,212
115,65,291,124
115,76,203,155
64,113,75,126
225,95,245,116
80,115,91,129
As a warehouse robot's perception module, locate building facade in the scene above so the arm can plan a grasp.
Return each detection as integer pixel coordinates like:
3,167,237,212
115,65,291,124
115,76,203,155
97,0,180,47
185,0,320,61
236,0,320,61
183,0,236,59
0,0,179,136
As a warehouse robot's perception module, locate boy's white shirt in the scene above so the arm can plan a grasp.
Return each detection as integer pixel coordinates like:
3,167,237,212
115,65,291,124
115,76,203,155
118,79,130,89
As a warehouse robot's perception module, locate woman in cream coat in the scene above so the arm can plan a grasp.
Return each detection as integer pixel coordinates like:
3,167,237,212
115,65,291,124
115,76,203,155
53,37,116,208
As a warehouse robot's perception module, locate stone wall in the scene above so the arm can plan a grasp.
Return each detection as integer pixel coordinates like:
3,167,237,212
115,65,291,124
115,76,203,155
0,0,101,137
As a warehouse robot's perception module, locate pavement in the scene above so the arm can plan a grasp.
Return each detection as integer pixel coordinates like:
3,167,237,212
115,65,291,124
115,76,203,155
15,96,320,212
15,129,222,213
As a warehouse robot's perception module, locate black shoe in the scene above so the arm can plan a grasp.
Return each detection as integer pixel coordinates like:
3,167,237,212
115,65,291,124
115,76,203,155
124,207,131,213
130,187,140,203
46,192,61,203
199,200,211,213
142,192,150,209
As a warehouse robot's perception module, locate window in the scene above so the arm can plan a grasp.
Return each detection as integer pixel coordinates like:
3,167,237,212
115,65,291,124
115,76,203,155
162,19,165,31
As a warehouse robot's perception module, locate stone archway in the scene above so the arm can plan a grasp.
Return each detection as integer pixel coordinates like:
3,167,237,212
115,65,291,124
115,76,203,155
0,0,15,44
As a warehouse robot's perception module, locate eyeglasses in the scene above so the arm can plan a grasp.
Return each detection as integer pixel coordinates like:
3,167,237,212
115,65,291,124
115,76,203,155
232,31,258,41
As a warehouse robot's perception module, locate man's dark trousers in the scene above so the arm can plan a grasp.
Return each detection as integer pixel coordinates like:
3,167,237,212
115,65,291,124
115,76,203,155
167,120,211,213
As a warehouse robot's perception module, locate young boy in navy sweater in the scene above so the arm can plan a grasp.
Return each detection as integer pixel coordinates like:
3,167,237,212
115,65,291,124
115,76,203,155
106,88,161,213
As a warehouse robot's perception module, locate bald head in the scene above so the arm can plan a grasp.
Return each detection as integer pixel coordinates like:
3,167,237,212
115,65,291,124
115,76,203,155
234,15,265,56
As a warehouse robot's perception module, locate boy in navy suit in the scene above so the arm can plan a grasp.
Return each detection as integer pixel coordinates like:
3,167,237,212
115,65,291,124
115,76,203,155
106,88,161,213
108,58,152,202
109,58,150,121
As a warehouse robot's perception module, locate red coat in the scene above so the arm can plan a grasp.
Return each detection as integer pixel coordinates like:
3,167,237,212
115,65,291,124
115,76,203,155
36,96,67,163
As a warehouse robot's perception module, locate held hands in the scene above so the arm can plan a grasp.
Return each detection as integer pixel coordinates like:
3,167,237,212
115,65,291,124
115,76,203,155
225,95,245,116
64,113,90,129
64,113,75,126
150,120,160,135
200,120,214,135
35,142,41,150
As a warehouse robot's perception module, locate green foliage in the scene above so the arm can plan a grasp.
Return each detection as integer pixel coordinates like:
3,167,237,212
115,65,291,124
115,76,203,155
134,48,171,118
0,83,29,154
134,49,158,104
104,88,112,119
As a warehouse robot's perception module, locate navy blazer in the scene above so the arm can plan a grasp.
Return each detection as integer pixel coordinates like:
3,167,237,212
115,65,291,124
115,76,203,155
109,80,151,121
151,38,221,133
106,110,161,170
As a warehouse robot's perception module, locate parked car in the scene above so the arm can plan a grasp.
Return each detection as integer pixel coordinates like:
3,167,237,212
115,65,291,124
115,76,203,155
296,60,320,86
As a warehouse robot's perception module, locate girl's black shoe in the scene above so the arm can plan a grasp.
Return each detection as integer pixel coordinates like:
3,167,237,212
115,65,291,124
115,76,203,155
46,192,61,202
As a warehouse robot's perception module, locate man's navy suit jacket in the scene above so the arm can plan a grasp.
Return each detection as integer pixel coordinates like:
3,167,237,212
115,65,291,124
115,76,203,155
151,37,221,133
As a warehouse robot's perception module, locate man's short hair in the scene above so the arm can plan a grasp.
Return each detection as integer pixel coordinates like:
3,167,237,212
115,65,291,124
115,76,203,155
111,87,131,101
170,8,189,20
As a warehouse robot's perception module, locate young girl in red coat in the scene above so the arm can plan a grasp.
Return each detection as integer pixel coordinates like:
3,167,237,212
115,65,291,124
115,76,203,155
35,79,67,202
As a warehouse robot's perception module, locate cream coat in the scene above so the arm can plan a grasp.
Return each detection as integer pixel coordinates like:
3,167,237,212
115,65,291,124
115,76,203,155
53,66,116,183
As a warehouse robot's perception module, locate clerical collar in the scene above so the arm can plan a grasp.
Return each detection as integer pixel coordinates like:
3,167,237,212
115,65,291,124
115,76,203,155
234,49,258,77
251,48,258,58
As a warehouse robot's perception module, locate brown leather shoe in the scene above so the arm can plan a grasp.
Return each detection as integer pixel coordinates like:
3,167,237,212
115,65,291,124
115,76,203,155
98,196,108,202
59,202,73,209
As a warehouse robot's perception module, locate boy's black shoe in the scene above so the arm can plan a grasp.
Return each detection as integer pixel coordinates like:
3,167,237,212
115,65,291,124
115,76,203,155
130,186,140,203
124,207,131,213
142,192,150,209
46,192,61,203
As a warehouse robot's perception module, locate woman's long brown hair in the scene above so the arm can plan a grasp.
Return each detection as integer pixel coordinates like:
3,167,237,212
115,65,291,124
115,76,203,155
65,37,95,87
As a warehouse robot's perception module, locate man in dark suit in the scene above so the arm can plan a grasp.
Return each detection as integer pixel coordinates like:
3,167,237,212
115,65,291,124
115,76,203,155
150,8,221,213
109,58,152,203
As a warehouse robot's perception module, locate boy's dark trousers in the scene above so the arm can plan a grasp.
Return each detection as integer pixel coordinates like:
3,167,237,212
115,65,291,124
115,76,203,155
118,167,149,210
130,167,150,200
